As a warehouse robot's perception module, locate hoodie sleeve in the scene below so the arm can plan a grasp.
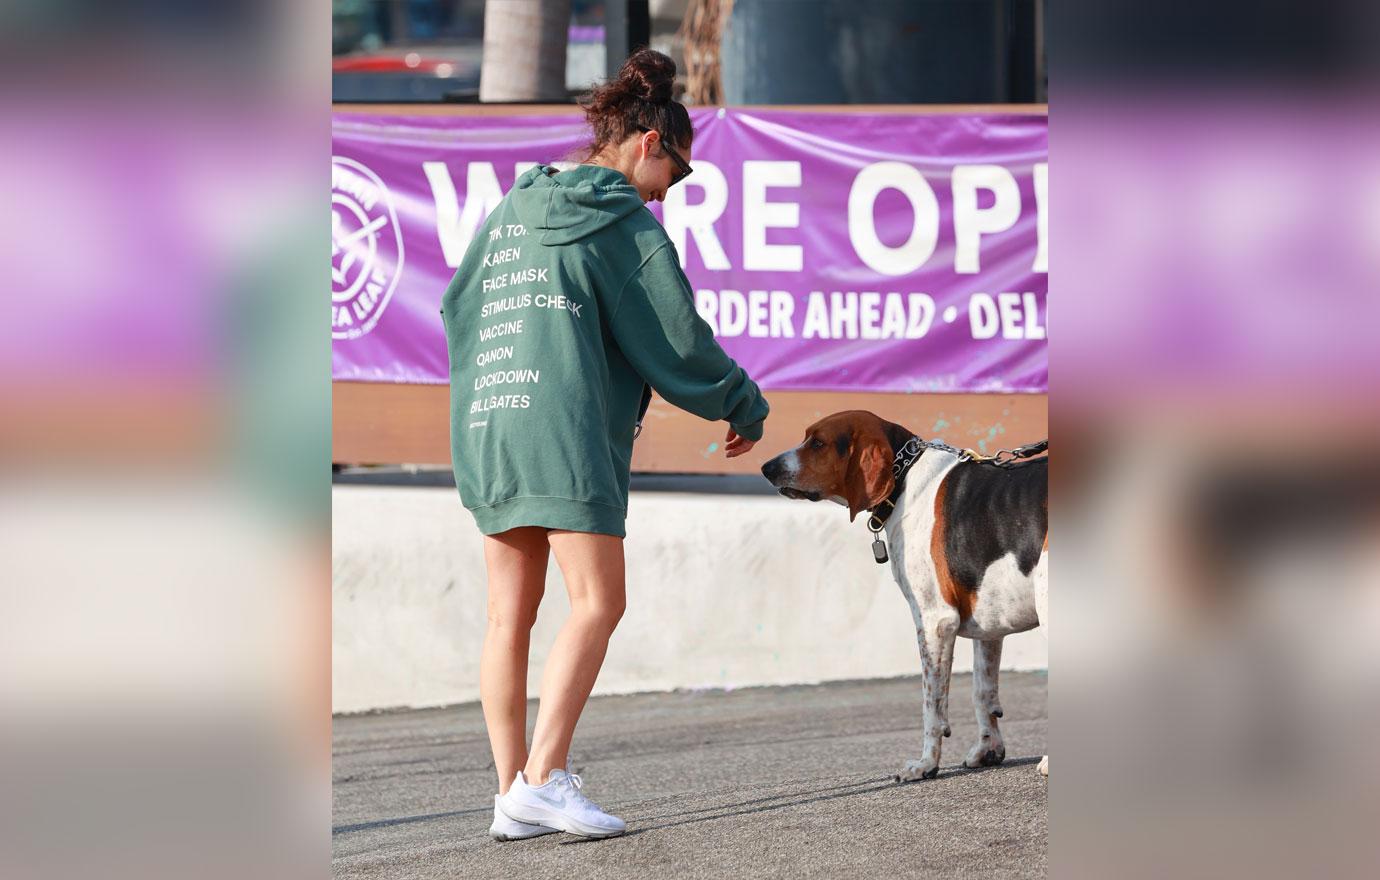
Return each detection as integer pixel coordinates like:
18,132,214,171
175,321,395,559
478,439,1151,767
609,243,769,441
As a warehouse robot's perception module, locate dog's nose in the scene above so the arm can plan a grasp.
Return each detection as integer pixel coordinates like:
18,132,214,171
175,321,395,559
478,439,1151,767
761,458,780,481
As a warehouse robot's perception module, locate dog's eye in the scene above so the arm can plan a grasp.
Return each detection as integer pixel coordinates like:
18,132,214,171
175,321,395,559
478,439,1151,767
809,438,825,450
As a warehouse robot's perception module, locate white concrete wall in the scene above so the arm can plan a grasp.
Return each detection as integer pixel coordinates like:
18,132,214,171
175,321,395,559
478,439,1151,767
332,485,1047,713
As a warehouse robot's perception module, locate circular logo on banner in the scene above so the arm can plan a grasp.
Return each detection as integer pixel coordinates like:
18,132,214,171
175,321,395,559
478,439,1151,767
332,156,404,340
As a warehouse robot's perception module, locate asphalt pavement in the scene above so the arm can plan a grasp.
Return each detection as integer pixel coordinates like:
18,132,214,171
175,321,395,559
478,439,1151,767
333,672,1047,879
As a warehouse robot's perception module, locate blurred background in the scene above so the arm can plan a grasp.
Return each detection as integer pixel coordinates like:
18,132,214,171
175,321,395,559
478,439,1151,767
331,0,1045,104
1052,1,1380,877
1,0,1377,878
1,2,332,880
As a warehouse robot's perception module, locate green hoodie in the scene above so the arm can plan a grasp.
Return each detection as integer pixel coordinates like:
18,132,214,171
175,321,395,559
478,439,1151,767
441,164,769,537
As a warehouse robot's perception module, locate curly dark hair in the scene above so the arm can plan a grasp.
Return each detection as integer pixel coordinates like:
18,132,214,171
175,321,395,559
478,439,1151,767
579,48,694,159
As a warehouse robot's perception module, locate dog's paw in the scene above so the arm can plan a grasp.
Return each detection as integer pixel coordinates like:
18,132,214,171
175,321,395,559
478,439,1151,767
895,758,940,782
963,739,1006,768
1038,755,1049,777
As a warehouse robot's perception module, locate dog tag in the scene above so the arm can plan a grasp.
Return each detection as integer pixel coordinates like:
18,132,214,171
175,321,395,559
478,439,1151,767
872,536,889,564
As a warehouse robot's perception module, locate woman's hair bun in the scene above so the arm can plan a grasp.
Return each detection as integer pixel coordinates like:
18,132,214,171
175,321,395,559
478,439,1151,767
617,48,676,103
577,47,691,159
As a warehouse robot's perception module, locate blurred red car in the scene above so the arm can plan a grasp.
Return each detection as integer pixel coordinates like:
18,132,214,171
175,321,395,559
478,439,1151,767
333,45,481,102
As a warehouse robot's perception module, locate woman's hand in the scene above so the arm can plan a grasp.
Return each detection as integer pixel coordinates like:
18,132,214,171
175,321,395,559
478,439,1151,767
724,428,756,458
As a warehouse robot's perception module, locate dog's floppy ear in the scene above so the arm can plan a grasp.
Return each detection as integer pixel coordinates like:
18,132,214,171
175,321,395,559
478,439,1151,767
844,424,895,522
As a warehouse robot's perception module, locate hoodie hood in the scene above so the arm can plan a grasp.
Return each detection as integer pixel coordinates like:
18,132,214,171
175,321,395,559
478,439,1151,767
508,164,647,246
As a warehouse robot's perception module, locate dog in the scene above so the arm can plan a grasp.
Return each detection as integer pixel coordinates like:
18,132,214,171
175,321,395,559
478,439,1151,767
761,411,1048,780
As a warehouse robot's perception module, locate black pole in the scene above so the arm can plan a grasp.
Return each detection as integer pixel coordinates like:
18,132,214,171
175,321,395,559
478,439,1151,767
605,0,652,79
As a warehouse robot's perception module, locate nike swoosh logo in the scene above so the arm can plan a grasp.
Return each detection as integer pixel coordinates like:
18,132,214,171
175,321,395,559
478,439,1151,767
536,791,566,808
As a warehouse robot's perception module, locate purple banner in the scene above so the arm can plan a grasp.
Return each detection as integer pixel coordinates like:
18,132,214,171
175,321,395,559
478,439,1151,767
332,109,1046,392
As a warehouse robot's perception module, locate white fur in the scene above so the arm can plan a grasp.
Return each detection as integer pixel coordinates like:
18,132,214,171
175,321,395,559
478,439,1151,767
959,553,1041,639
779,449,801,477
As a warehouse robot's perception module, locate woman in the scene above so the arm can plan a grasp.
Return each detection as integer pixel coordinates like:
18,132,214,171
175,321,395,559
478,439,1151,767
440,49,769,840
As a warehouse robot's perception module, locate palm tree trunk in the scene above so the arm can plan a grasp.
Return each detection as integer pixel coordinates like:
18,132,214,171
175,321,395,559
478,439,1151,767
479,0,572,102
680,0,733,105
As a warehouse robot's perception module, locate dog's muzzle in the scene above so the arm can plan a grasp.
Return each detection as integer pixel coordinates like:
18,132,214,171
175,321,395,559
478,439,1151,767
761,456,820,501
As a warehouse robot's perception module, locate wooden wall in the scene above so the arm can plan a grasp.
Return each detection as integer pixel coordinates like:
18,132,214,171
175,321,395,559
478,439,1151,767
333,382,1046,474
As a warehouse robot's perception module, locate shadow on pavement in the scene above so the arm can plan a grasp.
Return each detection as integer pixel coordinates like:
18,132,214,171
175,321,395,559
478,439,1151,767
560,757,1047,844
333,806,489,836
561,776,900,843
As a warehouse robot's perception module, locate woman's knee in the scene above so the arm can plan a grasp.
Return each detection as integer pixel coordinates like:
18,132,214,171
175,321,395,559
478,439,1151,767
571,592,625,631
487,608,538,635
487,588,544,633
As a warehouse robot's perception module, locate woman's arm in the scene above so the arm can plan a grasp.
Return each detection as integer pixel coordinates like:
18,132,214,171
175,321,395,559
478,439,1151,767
609,243,769,441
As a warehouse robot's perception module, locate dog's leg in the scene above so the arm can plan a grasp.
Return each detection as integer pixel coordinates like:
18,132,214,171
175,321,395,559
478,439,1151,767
898,610,959,781
964,637,1007,768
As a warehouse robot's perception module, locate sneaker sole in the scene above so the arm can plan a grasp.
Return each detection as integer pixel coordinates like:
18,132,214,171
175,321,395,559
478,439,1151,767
489,828,559,842
498,802,625,839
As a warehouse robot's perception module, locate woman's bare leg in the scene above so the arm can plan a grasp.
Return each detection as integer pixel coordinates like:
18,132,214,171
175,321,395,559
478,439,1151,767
480,527,550,794
524,530,626,784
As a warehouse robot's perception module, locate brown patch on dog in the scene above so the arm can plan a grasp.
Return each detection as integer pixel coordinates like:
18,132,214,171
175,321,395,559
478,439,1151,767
931,472,976,620
843,419,895,521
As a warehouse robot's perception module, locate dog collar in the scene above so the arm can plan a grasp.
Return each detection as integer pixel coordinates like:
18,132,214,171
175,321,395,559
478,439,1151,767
866,435,924,540
868,436,924,526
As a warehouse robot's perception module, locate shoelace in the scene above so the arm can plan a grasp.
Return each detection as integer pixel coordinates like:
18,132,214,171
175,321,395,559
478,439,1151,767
558,772,597,808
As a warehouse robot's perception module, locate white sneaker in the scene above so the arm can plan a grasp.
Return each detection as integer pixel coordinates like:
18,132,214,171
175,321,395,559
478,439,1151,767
498,770,626,838
488,794,559,841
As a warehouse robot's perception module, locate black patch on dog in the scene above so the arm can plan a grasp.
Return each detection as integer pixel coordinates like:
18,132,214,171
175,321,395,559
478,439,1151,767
882,420,918,458
940,458,1048,588
834,434,850,457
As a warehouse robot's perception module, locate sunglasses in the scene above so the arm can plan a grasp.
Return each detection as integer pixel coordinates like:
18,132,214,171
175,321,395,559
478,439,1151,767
636,125,693,186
